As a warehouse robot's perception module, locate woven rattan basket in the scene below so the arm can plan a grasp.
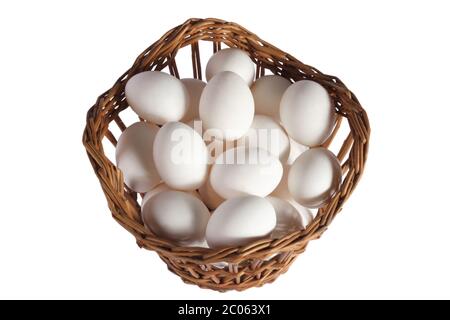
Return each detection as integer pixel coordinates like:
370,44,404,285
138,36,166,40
83,18,370,292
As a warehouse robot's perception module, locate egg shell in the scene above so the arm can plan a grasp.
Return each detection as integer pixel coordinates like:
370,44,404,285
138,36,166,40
271,164,316,225
267,196,304,239
237,115,290,162
205,48,255,86
141,183,169,208
115,122,160,193
251,75,291,121
280,80,336,146
180,78,206,123
125,71,189,125
141,183,200,208
288,148,342,208
142,190,210,243
210,147,283,199
205,196,276,248
199,71,255,141
153,122,208,190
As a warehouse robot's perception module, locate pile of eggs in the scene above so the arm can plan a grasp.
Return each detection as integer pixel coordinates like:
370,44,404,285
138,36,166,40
116,48,342,249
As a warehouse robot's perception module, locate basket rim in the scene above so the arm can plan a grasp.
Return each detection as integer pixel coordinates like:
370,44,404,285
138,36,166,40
82,17,370,265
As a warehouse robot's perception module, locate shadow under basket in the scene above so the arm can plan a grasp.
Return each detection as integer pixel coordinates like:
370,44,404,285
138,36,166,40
82,18,370,292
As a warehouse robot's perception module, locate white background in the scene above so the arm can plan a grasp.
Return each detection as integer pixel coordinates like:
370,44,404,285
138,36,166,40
1,0,449,300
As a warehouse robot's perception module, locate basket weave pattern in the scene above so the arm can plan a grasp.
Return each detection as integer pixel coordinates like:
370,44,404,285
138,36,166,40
83,18,370,291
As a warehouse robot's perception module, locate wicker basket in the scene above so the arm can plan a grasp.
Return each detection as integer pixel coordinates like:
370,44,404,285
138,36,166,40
83,18,370,292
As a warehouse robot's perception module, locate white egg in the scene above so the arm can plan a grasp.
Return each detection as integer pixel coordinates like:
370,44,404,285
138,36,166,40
288,148,342,208
142,190,210,244
267,196,304,239
199,71,254,141
206,196,276,248
280,80,336,146
271,164,316,225
205,48,255,86
198,170,225,210
141,183,169,207
180,78,206,123
287,137,309,165
125,71,189,125
237,115,290,162
141,183,200,208
251,75,291,121
210,147,283,199
153,122,208,190
115,122,160,193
